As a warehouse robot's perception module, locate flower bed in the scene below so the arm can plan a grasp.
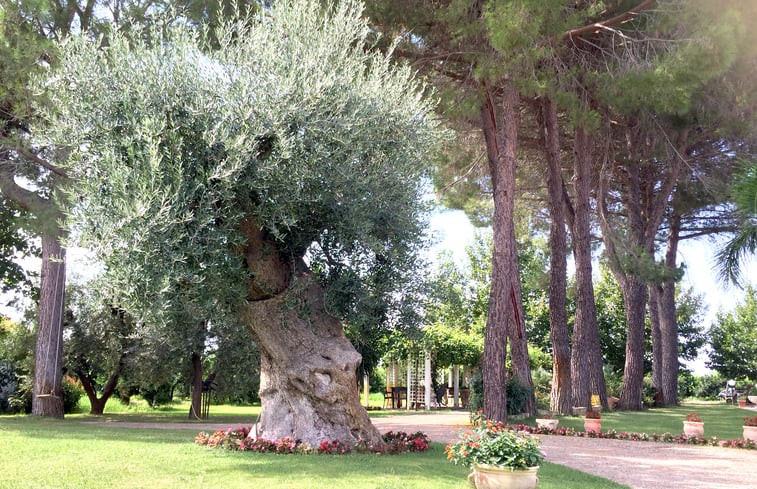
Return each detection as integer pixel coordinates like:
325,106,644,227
510,423,757,450
194,427,431,455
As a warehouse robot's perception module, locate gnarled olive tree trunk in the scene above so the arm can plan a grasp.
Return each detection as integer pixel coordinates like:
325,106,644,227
238,221,383,447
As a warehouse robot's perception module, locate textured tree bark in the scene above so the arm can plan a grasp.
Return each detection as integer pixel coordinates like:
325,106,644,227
499,85,535,416
618,277,647,410
237,220,383,447
32,232,66,418
240,273,383,446
648,282,663,403
570,126,607,408
189,353,203,420
541,97,572,414
479,84,510,422
1,163,67,417
659,213,681,406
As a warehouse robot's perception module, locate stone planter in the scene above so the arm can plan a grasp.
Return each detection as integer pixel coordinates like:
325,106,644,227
738,399,747,408
467,464,539,489
683,421,704,437
535,419,558,430
743,425,757,442
583,418,601,433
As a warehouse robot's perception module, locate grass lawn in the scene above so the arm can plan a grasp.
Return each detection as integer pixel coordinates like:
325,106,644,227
530,401,755,439
0,416,628,489
68,398,263,425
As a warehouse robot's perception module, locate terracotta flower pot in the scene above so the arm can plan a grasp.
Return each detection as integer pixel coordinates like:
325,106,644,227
583,418,601,433
535,419,558,430
468,464,539,489
743,425,757,442
683,421,704,437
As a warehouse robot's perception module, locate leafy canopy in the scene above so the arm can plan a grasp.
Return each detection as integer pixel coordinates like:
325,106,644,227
35,0,440,327
707,286,757,382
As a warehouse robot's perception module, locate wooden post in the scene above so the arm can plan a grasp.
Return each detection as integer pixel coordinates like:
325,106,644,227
453,365,460,408
363,372,370,408
406,358,412,411
424,349,431,410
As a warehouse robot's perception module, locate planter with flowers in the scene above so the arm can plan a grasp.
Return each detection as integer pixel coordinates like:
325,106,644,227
535,413,558,430
743,416,757,442
683,413,704,437
446,413,544,489
584,410,601,433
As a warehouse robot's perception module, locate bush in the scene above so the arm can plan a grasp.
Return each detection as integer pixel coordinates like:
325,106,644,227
140,384,174,407
62,376,85,414
678,370,697,399
694,373,725,400
468,371,533,415
0,360,19,413
532,368,551,410
369,366,386,394
604,369,623,398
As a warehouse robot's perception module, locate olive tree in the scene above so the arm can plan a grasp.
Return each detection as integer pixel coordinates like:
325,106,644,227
36,0,440,446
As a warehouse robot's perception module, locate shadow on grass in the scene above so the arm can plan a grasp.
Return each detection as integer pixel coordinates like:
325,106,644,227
0,416,192,445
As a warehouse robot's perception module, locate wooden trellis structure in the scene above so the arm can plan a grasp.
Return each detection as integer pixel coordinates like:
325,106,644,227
384,350,468,410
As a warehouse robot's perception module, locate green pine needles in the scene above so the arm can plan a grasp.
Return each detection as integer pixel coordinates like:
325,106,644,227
36,0,441,327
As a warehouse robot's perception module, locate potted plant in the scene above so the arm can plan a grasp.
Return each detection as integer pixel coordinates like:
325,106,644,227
535,413,559,430
683,413,704,437
584,409,601,433
446,413,544,489
743,415,757,442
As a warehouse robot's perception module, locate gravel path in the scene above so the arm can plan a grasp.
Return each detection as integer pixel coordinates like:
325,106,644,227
371,413,757,489
85,412,757,489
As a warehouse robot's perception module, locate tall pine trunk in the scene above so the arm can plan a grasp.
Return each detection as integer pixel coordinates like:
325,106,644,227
618,277,647,410
659,213,681,405
649,283,663,404
32,231,66,418
571,127,607,408
541,96,572,414
480,87,510,422
238,221,383,447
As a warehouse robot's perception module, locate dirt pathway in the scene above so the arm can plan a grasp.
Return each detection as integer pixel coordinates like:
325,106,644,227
85,412,757,489
371,413,757,489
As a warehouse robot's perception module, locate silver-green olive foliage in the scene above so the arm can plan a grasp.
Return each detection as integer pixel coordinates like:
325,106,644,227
37,0,440,326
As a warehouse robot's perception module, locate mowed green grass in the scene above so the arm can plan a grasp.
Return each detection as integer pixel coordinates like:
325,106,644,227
0,416,628,489
531,401,755,439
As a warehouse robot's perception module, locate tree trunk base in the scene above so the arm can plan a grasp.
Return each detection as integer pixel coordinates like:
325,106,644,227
241,273,384,448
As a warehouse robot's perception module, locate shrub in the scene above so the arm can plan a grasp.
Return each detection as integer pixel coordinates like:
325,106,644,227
685,413,702,422
468,371,533,415
743,416,757,427
0,360,19,413
62,375,85,414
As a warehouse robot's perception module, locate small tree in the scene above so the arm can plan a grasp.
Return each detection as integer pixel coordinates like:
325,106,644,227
64,284,136,416
707,286,757,382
